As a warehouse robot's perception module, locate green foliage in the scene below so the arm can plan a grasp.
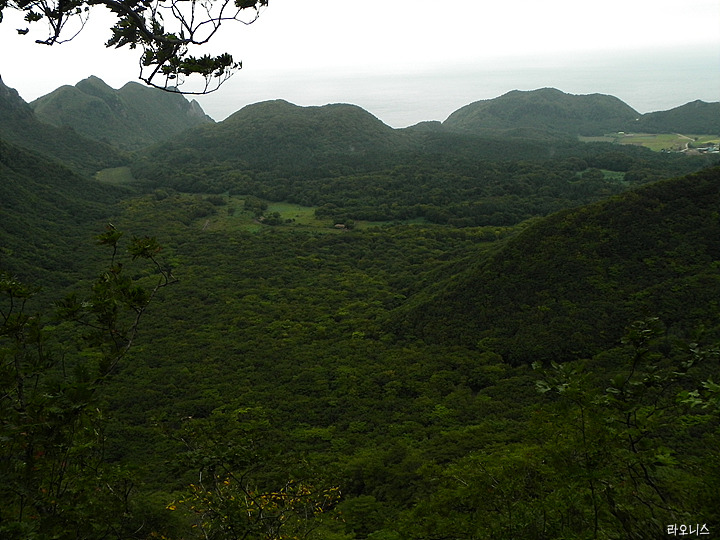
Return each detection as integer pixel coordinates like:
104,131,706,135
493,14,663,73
394,321,719,540
398,166,720,360
130,99,713,226
528,320,719,538
0,228,174,538
165,407,341,539
3,80,720,539
635,100,720,134
0,138,127,284
443,88,720,137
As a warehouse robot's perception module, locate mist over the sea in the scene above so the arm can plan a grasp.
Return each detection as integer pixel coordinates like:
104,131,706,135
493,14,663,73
198,47,720,128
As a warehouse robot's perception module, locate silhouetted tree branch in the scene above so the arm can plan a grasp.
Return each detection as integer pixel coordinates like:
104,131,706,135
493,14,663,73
3,0,268,93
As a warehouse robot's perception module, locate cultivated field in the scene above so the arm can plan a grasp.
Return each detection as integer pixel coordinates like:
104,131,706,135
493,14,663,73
580,133,719,152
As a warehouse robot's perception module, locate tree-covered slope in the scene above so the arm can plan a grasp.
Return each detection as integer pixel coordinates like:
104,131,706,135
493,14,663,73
0,138,123,284
31,76,213,152
443,88,640,137
0,76,124,175
2,105,718,537
219,99,406,156
442,88,719,138
92,169,720,538
132,99,416,182
632,99,720,134
395,165,720,363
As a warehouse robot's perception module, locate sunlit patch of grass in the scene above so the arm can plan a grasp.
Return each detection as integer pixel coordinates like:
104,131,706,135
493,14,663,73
619,133,690,151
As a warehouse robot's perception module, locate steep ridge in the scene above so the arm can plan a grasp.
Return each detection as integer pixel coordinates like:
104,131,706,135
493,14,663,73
393,165,720,363
31,76,213,151
0,76,123,175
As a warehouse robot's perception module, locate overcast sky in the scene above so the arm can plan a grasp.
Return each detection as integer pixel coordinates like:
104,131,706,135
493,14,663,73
1,0,718,127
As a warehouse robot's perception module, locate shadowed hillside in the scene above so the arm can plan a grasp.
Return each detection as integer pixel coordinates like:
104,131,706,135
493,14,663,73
0,139,123,284
154,99,409,166
130,97,713,225
394,165,720,363
130,99,424,190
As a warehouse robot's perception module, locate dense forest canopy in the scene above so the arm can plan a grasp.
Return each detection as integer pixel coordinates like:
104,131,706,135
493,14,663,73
1,76,720,539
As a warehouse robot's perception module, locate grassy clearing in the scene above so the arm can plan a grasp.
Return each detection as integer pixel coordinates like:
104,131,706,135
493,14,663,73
123,191,429,234
214,196,426,233
203,196,416,233
95,166,135,184
619,133,692,151
601,170,626,182
693,135,720,146
264,201,329,228
580,133,718,152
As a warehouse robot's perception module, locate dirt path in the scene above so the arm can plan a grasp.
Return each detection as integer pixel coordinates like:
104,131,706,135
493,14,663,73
676,133,693,151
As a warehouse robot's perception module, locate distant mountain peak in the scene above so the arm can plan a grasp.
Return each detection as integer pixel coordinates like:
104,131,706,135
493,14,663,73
189,99,213,122
30,76,214,151
0,76,33,117
138,98,409,180
0,76,122,175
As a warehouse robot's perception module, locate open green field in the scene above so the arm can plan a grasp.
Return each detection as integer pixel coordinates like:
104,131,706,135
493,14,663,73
155,193,427,234
619,133,692,151
234,199,430,231
580,133,719,152
95,166,135,184
185,196,328,233
265,201,329,227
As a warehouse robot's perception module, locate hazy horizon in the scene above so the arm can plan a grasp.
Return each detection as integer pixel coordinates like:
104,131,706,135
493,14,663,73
190,47,720,128
4,45,717,130
1,0,717,128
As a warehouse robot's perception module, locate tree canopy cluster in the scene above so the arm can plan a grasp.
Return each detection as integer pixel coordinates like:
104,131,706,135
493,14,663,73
1,72,720,538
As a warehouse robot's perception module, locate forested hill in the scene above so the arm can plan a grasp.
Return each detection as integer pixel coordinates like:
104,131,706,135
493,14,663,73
633,99,720,134
441,88,720,137
442,88,640,136
131,96,712,225
131,90,720,196
31,76,213,151
394,165,720,363
3,73,720,539
133,99,414,181
0,76,123,175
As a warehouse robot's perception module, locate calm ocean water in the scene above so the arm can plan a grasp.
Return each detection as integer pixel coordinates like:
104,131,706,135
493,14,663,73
200,48,720,128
